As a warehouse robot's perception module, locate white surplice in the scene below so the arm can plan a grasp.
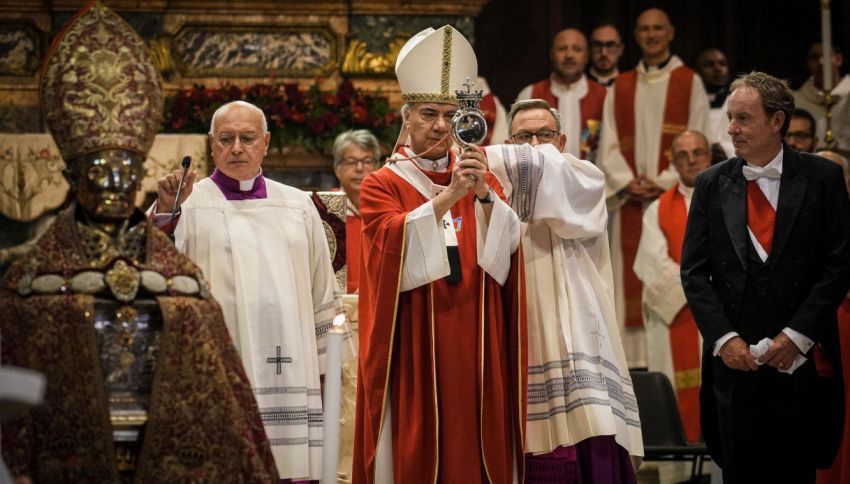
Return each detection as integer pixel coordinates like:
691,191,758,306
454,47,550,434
596,55,711,368
174,177,356,480
486,143,644,458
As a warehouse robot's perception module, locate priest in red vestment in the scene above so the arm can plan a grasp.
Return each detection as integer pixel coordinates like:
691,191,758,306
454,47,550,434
352,25,527,484
517,28,607,161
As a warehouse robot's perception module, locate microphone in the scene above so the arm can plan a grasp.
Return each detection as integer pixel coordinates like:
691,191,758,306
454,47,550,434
169,155,191,239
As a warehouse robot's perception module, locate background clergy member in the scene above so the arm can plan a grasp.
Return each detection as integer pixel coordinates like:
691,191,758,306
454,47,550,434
596,7,711,368
332,129,381,293
517,28,607,161
352,25,525,484
633,130,712,482
681,71,849,483
153,100,355,481
494,98,643,483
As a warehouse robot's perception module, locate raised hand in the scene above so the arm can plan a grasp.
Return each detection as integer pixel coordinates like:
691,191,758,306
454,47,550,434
155,167,197,214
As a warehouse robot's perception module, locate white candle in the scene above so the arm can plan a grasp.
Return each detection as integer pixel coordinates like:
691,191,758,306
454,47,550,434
822,0,833,92
322,313,346,483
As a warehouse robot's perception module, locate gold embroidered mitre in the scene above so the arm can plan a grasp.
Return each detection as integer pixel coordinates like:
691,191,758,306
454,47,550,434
395,25,477,105
40,1,163,162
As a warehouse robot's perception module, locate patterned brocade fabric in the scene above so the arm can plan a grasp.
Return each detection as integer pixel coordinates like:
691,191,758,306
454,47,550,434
40,2,162,161
0,206,278,482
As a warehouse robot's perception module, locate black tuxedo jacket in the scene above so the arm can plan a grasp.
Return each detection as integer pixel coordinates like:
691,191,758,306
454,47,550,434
681,144,850,470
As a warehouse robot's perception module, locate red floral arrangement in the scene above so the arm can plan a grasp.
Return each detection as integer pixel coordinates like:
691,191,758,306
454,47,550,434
163,79,401,154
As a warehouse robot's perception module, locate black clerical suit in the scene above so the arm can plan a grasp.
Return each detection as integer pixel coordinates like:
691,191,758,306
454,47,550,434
681,145,850,483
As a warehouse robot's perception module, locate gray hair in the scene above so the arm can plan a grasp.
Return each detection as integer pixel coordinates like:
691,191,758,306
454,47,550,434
730,71,795,136
209,100,269,135
332,129,381,168
506,99,562,135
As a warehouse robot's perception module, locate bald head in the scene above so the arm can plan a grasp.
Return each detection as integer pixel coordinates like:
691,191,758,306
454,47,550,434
550,28,588,86
635,8,674,65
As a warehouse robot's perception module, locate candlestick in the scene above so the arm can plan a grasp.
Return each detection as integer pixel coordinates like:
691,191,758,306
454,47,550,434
822,0,833,92
322,313,346,483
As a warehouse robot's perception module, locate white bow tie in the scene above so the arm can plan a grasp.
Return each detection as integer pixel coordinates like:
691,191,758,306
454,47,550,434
742,164,781,181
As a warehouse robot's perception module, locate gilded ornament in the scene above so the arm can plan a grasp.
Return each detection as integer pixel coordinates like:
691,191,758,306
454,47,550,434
147,35,176,80
40,2,162,163
342,37,406,76
105,260,140,302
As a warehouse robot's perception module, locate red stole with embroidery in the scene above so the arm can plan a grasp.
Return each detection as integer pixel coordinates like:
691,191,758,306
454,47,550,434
613,65,694,328
530,78,606,159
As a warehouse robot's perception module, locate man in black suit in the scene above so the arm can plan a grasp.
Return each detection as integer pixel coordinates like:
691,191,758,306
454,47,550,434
681,71,850,483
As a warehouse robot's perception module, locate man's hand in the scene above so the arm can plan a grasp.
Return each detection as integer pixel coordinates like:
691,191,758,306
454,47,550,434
457,144,490,199
433,145,491,221
624,175,664,202
155,168,197,214
718,336,759,371
760,332,802,370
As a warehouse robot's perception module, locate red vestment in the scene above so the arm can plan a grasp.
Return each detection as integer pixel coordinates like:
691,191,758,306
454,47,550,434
352,153,527,483
817,297,850,484
657,185,702,443
346,214,362,293
614,66,695,329
530,78,607,159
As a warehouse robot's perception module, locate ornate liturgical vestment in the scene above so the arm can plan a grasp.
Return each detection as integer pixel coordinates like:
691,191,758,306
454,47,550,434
0,208,278,482
487,143,643,458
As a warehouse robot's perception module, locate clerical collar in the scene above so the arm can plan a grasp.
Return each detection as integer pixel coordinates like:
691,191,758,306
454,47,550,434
641,55,672,72
404,147,450,172
706,85,729,109
210,168,268,200
589,67,618,87
678,183,695,199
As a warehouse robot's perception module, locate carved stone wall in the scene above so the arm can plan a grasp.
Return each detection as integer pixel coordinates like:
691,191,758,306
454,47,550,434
0,0,488,132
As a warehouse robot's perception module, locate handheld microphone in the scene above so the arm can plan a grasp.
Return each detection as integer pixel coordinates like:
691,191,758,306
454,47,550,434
169,155,191,237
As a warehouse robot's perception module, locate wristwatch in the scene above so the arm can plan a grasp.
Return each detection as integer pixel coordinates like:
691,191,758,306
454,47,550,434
475,188,495,204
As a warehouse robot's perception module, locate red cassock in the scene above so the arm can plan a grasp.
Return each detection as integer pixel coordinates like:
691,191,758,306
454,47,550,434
817,298,850,484
346,214,362,293
352,154,527,483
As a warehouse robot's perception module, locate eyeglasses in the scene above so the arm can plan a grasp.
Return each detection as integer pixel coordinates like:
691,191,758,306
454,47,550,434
590,40,622,51
785,131,814,141
510,129,558,144
215,132,261,147
672,148,710,163
340,157,378,169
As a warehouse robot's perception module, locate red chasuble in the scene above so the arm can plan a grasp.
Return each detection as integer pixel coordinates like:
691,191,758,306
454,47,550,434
346,214,362,293
657,185,702,443
530,77,606,159
816,297,850,484
352,153,527,484
614,66,695,328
